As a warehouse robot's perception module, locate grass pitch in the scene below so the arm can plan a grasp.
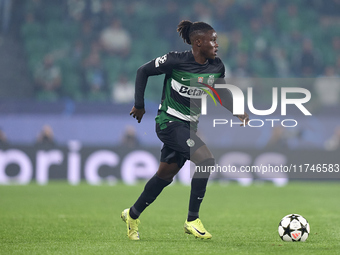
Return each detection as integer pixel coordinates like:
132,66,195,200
1,181,340,255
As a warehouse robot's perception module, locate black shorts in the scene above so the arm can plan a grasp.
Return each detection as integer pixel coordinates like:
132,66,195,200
156,121,206,168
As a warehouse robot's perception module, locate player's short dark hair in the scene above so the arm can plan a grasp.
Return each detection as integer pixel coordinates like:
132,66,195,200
177,20,214,45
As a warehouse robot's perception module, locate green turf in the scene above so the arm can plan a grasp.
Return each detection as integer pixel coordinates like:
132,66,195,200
1,181,340,254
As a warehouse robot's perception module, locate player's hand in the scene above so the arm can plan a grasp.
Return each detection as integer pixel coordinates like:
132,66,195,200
130,106,145,123
237,112,249,126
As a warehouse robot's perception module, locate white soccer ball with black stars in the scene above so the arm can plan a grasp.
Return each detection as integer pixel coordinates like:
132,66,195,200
278,214,310,242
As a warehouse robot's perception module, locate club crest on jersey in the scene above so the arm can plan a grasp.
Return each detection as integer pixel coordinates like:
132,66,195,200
198,77,204,83
207,75,215,85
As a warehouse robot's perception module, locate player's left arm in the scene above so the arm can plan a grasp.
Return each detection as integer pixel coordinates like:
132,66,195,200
214,64,249,126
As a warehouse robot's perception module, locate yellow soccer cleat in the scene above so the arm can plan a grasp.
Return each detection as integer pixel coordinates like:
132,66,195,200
184,218,212,239
121,208,140,240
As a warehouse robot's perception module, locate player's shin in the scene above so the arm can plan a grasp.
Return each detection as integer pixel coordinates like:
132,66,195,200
129,174,172,219
188,158,215,221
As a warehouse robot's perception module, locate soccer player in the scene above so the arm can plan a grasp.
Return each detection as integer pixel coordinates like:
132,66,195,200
121,20,249,240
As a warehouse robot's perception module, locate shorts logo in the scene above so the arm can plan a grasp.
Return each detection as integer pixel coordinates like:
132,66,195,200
186,138,195,147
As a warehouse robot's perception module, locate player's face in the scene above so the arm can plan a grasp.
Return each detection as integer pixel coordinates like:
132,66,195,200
201,30,218,60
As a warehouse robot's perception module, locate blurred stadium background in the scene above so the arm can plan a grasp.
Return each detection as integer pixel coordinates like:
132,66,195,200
0,0,339,185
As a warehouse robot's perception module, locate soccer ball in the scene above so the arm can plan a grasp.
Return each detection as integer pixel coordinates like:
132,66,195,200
278,214,310,242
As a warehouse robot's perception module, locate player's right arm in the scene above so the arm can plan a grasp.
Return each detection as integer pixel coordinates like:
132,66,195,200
131,53,177,123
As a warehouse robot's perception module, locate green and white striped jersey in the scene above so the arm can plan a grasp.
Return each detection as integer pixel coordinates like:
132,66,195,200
153,51,225,129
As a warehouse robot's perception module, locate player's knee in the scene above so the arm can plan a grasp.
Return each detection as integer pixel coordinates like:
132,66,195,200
191,145,214,164
194,158,215,179
197,158,215,167
156,163,180,181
